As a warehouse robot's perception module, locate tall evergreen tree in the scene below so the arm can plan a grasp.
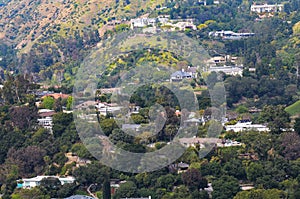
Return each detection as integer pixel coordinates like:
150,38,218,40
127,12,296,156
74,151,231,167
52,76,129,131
103,178,111,199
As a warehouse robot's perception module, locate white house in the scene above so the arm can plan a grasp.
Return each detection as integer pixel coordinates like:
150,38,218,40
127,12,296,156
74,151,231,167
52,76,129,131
161,20,196,31
225,122,270,132
207,55,239,66
17,176,75,189
251,4,283,13
173,21,197,31
121,124,141,132
178,137,222,148
217,139,243,147
208,66,243,76
37,117,53,130
170,69,194,81
64,196,96,199
186,66,198,78
209,30,255,40
95,102,122,116
37,109,55,131
130,18,156,29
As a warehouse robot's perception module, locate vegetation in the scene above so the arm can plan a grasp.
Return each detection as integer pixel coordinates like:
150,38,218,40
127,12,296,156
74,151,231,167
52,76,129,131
0,0,300,198
285,100,300,116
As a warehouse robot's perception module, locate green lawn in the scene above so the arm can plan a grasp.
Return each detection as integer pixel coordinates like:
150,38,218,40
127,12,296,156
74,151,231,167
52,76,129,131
285,100,300,116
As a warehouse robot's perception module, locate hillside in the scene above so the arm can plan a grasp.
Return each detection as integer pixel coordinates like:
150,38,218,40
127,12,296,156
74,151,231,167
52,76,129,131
0,0,164,51
0,0,298,88
286,100,300,116
0,0,167,85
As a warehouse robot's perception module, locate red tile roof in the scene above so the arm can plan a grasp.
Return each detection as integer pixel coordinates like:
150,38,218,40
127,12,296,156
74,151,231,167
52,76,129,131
41,93,70,100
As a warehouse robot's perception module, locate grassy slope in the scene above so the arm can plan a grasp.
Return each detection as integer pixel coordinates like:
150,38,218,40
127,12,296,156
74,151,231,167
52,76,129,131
286,100,300,116
0,0,165,50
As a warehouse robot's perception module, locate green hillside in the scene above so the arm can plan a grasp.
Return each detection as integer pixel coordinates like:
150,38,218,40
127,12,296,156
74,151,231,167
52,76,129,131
285,100,300,116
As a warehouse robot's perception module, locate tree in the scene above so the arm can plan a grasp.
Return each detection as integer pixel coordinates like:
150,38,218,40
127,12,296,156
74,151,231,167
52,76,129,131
240,131,273,160
293,21,300,35
57,183,77,198
114,181,137,198
182,168,208,192
222,159,246,180
236,105,248,114
100,118,118,136
218,147,238,162
258,105,290,134
6,146,46,177
0,126,25,164
200,161,222,177
164,124,178,141
103,178,111,199
66,96,73,111
72,162,109,187
161,185,190,199
9,106,38,130
40,177,61,198
42,96,55,110
53,97,63,112
156,174,176,191
71,143,93,159
246,162,265,182
0,75,31,104
52,113,73,137
11,187,51,199
131,113,147,124
294,118,300,135
234,189,286,199
212,175,240,199
109,129,134,144
281,132,300,160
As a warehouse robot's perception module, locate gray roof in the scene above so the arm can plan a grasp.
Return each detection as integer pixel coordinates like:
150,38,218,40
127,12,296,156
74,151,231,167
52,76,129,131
184,118,201,123
64,195,95,199
122,124,141,130
171,71,192,78
186,67,197,73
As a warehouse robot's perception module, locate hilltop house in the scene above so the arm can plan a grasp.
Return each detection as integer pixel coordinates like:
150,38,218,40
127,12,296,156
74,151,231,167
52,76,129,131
207,55,239,66
37,117,53,131
178,137,222,149
99,87,121,94
130,18,156,29
169,162,190,173
162,21,197,31
95,102,122,116
130,16,197,32
225,122,270,132
64,196,96,199
209,30,255,40
251,4,283,13
37,109,55,131
121,124,141,132
17,176,75,189
186,66,198,78
170,69,195,81
184,118,202,127
208,65,243,76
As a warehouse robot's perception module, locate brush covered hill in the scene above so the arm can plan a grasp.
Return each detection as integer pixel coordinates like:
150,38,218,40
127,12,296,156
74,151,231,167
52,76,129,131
0,0,165,84
0,0,164,48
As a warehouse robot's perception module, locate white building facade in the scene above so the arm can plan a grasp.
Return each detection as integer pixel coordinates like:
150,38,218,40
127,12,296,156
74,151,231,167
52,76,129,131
225,122,270,132
17,176,75,189
250,4,283,13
